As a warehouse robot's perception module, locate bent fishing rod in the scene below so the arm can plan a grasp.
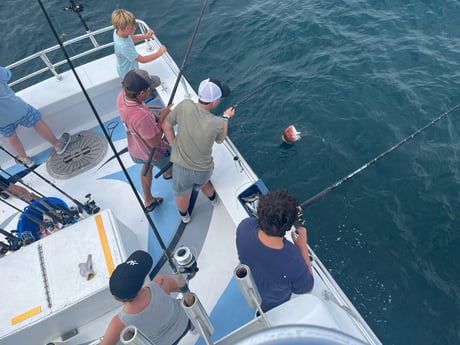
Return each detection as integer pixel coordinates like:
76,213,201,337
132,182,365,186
37,0,178,273
143,0,209,176
300,102,460,209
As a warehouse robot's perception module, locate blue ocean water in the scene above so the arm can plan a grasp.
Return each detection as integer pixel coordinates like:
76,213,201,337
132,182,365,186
2,0,460,344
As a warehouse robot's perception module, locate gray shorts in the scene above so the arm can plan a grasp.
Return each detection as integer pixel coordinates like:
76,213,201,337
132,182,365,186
172,163,212,196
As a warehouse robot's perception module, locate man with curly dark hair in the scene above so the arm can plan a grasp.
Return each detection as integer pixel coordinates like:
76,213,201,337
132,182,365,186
236,189,314,312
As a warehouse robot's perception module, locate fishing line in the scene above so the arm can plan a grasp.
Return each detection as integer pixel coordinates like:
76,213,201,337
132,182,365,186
227,80,298,163
232,80,297,109
37,0,178,271
144,0,208,175
300,102,460,209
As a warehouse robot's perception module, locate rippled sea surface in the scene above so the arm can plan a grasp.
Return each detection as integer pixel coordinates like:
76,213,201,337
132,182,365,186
2,0,460,344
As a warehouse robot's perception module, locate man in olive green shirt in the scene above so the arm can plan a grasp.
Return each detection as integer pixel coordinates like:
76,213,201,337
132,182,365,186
162,78,235,223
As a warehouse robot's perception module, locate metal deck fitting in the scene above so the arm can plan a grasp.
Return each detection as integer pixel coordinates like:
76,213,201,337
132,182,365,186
46,131,108,179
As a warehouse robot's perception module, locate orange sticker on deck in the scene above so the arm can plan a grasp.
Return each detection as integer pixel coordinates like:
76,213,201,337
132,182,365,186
95,214,115,275
11,306,42,325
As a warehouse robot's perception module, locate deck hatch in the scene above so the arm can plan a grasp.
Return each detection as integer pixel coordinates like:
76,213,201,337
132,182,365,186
46,131,108,179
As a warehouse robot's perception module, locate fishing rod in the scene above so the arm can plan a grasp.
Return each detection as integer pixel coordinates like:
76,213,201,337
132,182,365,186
0,197,55,232
300,102,460,209
64,0,89,31
0,145,99,215
0,166,78,221
37,0,177,271
63,0,99,48
143,0,209,176
0,178,64,224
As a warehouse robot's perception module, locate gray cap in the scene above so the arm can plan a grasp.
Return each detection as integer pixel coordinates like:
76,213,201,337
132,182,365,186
123,69,161,94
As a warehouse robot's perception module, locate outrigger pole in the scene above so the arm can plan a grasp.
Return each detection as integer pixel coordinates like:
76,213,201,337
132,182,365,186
301,102,460,209
143,0,209,176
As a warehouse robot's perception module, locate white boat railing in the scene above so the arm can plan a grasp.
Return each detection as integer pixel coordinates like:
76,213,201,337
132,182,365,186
310,250,382,345
5,19,188,94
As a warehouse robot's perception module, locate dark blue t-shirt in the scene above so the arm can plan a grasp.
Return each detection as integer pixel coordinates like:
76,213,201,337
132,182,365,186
236,217,314,312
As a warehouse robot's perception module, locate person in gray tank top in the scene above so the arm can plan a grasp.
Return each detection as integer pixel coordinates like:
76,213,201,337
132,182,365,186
99,250,191,345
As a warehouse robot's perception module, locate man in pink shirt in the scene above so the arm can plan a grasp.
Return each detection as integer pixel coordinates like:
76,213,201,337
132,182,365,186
117,69,172,212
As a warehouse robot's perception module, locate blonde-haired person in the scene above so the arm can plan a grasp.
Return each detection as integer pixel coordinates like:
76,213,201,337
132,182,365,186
111,9,166,78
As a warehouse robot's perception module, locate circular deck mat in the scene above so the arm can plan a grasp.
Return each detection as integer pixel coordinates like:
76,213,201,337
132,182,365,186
46,131,108,179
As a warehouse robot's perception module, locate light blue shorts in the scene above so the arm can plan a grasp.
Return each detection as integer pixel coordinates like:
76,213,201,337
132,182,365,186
172,163,212,196
0,105,41,137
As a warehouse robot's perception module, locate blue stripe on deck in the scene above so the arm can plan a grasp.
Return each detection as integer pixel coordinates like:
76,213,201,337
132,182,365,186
196,278,254,345
100,163,180,263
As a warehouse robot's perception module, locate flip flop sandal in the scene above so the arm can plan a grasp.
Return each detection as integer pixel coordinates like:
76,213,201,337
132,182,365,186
145,197,163,212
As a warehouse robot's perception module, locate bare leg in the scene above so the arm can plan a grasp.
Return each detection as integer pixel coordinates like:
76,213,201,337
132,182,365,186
141,163,154,206
33,120,60,148
176,193,191,214
201,180,215,198
5,132,28,159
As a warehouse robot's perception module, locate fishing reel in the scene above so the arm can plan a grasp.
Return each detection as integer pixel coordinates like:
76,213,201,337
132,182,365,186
20,231,35,246
0,241,9,256
7,230,23,251
294,205,306,228
0,229,23,251
173,246,199,281
63,2,84,14
62,206,81,224
84,194,100,215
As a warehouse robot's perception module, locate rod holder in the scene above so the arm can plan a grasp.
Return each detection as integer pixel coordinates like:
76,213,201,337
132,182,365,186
234,264,261,308
182,292,214,345
120,325,154,345
234,264,269,326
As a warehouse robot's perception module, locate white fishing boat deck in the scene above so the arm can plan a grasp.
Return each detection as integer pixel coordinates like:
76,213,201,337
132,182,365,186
0,16,381,345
